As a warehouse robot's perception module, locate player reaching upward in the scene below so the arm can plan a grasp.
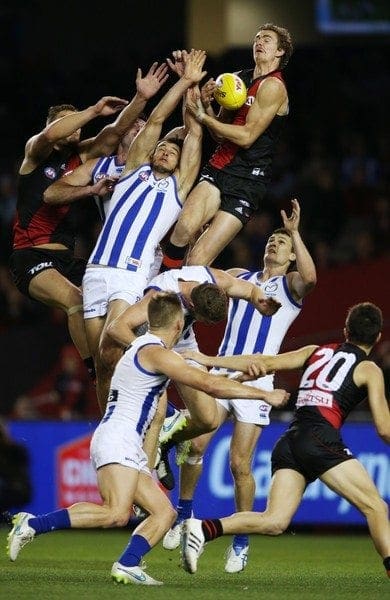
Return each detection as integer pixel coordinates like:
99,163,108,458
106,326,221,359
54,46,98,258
162,23,293,268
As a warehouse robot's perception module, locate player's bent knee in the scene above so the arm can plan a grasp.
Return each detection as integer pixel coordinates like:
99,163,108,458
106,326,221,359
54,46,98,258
108,509,132,528
261,515,289,536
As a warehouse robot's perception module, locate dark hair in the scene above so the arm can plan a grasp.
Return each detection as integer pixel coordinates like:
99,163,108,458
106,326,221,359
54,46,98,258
345,302,383,346
148,292,182,328
162,136,184,151
257,23,294,69
47,104,78,124
191,283,228,323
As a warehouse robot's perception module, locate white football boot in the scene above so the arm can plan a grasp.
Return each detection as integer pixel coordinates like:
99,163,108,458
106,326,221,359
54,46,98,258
224,544,249,573
181,518,205,574
111,562,163,585
7,512,36,561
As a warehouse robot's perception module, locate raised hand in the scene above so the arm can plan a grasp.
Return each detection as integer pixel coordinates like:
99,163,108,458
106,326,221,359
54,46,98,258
136,62,169,100
185,86,206,122
281,198,301,232
93,96,129,116
200,78,217,108
183,49,207,85
167,50,189,77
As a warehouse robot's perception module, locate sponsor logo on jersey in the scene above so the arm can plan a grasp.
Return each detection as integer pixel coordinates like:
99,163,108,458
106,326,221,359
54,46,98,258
245,95,255,106
28,261,53,275
44,167,57,180
126,256,141,268
139,171,149,181
95,173,107,181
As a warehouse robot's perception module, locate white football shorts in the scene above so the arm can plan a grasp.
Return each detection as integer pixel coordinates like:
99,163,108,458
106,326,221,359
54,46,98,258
90,420,150,474
213,369,274,425
82,265,146,319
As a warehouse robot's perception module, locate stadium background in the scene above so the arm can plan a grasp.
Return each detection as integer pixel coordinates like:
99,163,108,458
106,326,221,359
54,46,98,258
0,1,388,521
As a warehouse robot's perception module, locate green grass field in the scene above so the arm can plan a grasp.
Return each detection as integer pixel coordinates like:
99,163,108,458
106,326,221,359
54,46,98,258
0,527,387,599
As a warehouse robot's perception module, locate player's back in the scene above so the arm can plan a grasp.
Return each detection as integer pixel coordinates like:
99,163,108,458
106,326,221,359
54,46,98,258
294,342,368,429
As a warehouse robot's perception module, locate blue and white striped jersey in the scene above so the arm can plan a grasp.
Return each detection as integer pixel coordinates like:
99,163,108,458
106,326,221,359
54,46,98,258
91,155,125,221
102,332,169,441
89,164,182,278
216,271,302,384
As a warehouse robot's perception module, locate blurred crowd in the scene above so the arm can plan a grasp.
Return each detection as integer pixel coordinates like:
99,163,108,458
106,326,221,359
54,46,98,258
0,44,388,419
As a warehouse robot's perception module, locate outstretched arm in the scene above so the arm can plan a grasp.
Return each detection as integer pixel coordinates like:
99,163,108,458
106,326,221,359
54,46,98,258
210,267,281,316
140,346,290,408
124,49,207,172
283,199,317,301
43,158,117,205
187,76,286,148
21,96,128,172
182,345,318,375
176,87,203,200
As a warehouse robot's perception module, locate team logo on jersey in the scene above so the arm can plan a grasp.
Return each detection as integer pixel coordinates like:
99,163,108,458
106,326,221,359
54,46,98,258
139,171,149,181
157,179,169,191
251,167,265,176
245,95,255,106
264,281,278,293
44,167,56,180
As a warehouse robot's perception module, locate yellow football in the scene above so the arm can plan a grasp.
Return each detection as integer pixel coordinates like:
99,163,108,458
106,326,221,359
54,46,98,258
213,73,247,110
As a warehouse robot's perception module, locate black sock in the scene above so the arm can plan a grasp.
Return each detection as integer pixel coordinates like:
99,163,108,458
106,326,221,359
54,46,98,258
383,556,390,574
162,241,187,270
201,519,223,541
83,357,96,383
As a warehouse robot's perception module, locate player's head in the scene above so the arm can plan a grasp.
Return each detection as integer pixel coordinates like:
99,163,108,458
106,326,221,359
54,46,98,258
190,283,228,324
46,104,81,146
263,228,295,269
151,137,184,175
148,291,184,332
118,113,147,159
254,24,293,69
345,302,383,347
